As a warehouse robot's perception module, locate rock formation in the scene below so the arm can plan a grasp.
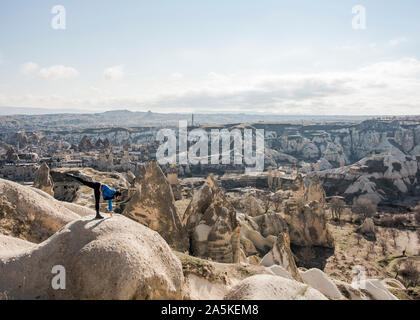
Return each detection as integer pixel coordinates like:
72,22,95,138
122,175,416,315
236,211,289,257
312,153,420,206
284,198,334,248
123,160,189,252
260,232,302,281
0,178,80,242
79,135,92,151
299,268,343,300
0,216,185,300
357,279,398,300
183,174,240,263
33,162,54,196
0,234,35,256
5,147,19,162
134,163,146,186
304,176,326,205
239,195,264,217
224,274,327,300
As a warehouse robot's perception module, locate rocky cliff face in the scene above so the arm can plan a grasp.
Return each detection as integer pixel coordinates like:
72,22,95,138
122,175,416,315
261,119,420,167
312,153,420,206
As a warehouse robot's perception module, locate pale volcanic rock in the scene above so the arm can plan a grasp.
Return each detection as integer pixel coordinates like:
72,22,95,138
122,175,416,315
284,198,334,248
123,160,189,252
0,215,185,300
299,268,343,300
0,235,35,257
224,274,327,300
33,162,54,196
0,178,80,242
260,232,302,281
183,175,240,263
304,176,326,205
357,279,398,300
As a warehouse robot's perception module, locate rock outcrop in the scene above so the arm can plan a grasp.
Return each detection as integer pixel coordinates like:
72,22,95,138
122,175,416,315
33,162,54,196
224,274,327,300
260,232,302,281
241,195,264,217
79,135,92,151
304,176,325,205
0,215,185,300
123,160,189,252
313,153,420,206
0,235,35,256
0,178,80,242
237,212,287,257
284,198,334,248
357,279,398,300
299,268,343,300
183,174,240,263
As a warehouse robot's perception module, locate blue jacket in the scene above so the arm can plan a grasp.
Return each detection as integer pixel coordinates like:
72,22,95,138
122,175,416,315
101,184,116,211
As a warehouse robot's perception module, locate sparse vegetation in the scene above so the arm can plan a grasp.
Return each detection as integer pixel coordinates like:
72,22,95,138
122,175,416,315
261,193,272,214
272,193,284,212
400,260,420,288
330,197,346,225
352,198,376,221
379,237,388,256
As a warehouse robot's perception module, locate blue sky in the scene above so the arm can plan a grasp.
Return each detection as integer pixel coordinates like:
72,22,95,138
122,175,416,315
0,0,419,115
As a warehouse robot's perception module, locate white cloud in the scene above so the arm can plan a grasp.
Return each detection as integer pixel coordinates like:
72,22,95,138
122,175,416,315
103,65,124,80
388,37,408,47
169,72,184,80
4,58,420,116
20,62,39,75
38,65,79,80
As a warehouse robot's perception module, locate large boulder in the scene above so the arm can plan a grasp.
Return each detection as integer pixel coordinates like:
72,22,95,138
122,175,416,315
259,232,302,281
183,175,240,263
358,279,398,300
0,178,80,242
299,268,343,300
33,162,54,196
224,274,327,300
0,215,185,300
123,160,188,252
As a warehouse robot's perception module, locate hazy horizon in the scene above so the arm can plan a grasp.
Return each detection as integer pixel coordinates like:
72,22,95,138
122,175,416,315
1,106,418,118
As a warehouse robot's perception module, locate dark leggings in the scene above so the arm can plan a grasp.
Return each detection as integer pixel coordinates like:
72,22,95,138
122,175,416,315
73,176,101,215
